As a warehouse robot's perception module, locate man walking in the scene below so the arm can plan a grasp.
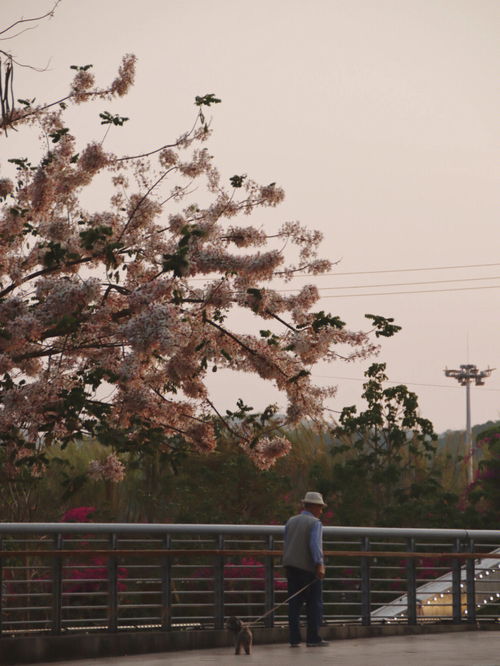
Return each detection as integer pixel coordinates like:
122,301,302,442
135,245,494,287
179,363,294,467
283,491,329,648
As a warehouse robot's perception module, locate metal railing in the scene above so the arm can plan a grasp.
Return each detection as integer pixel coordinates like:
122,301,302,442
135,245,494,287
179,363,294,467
0,523,499,635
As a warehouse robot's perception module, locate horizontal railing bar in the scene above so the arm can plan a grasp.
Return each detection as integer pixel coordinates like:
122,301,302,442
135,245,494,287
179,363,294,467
2,566,52,571
2,548,499,559
60,607,108,612
113,590,163,595
119,604,163,608
1,523,499,540
2,606,52,612
3,593,52,599
117,617,163,620
169,604,216,609
2,619,52,625
61,592,108,597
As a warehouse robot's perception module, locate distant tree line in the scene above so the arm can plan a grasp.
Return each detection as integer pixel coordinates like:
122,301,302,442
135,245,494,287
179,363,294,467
1,362,498,530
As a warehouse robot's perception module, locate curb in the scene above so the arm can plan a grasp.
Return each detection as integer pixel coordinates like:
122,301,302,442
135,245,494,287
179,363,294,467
0,622,498,664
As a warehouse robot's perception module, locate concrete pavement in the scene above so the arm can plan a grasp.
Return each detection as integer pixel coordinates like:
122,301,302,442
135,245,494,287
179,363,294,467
31,631,500,666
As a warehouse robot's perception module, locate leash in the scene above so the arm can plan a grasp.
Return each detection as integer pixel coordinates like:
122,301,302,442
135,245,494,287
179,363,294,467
247,578,317,628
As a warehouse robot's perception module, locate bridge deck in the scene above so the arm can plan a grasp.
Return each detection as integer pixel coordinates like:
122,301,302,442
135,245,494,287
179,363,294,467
32,631,500,666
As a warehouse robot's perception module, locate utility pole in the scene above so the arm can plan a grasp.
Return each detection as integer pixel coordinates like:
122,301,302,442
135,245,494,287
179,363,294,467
444,364,495,484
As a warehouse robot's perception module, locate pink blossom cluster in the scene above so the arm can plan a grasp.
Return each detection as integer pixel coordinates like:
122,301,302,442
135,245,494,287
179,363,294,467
245,436,291,471
0,51,382,473
88,453,126,483
0,178,13,199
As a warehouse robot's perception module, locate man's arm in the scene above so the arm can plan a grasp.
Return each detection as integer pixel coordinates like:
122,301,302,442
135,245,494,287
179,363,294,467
309,521,325,579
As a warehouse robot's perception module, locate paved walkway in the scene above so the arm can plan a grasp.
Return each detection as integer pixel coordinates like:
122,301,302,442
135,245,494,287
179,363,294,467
33,631,500,666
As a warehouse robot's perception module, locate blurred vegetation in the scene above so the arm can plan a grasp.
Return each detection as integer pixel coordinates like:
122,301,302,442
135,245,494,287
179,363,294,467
1,365,498,530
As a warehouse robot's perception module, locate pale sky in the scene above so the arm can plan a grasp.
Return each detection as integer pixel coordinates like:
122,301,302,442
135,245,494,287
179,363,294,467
2,0,499,433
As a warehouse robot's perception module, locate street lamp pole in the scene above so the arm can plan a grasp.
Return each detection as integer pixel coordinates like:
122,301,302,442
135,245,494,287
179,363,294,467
443,364,495,484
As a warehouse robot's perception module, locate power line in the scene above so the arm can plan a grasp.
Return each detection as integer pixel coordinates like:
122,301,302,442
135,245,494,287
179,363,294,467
317,284,500,298
188,262,500,282
289,262,500,278
312,374,500,392
275,275,500,293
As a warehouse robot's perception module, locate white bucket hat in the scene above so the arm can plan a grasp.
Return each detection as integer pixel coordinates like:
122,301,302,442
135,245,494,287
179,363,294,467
301,491,326,506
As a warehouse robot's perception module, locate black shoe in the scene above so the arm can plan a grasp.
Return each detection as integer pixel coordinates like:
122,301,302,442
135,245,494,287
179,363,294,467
306,640,329,647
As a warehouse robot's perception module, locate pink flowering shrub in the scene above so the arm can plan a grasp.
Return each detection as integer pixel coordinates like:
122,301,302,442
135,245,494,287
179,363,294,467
194,557,287,592
225,557,287,591
63,556,128,595
3,504,127,615
322,509,335,525
0,13,394,476
60,505,128,595
62,506,96,522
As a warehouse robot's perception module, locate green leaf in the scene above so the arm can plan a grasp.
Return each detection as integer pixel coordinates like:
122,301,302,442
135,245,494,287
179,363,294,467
162,252,189,278
310,311,345,332
41,151,54,167
79,225,113,250
365,314,402,338
99,111,129,126
230,174,246,188
8,157,31,170
49,128,70,143
42,241,68,267
11,206,29,218
195,93,221,107
287,369,310,383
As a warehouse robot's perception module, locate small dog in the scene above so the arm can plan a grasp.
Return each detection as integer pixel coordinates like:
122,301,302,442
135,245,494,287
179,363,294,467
226,616,253,655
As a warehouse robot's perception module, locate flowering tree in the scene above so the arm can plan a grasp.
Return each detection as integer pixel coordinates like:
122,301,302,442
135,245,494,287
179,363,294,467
0,11,397,481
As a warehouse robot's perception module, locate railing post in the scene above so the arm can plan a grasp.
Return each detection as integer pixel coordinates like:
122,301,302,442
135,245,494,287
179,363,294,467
452,538,462,623
0,536,3,637
360,536,371,626
161,533,172,630
52,533,62,634
108,533,118,632
264,535,275,628
406,537,417,625
214,534,224,629
465,538,476,623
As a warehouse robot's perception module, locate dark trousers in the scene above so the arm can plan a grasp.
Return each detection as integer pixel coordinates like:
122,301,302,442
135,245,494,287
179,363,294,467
285,566,322,645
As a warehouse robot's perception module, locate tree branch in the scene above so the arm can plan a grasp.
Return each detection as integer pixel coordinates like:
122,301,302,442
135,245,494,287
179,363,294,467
206,317,288,378
205,397,240,438
113,114,203,163
0,1,62,37
0,256,94,299
116,167,174,242
265,309,297,332
12,341,122,362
